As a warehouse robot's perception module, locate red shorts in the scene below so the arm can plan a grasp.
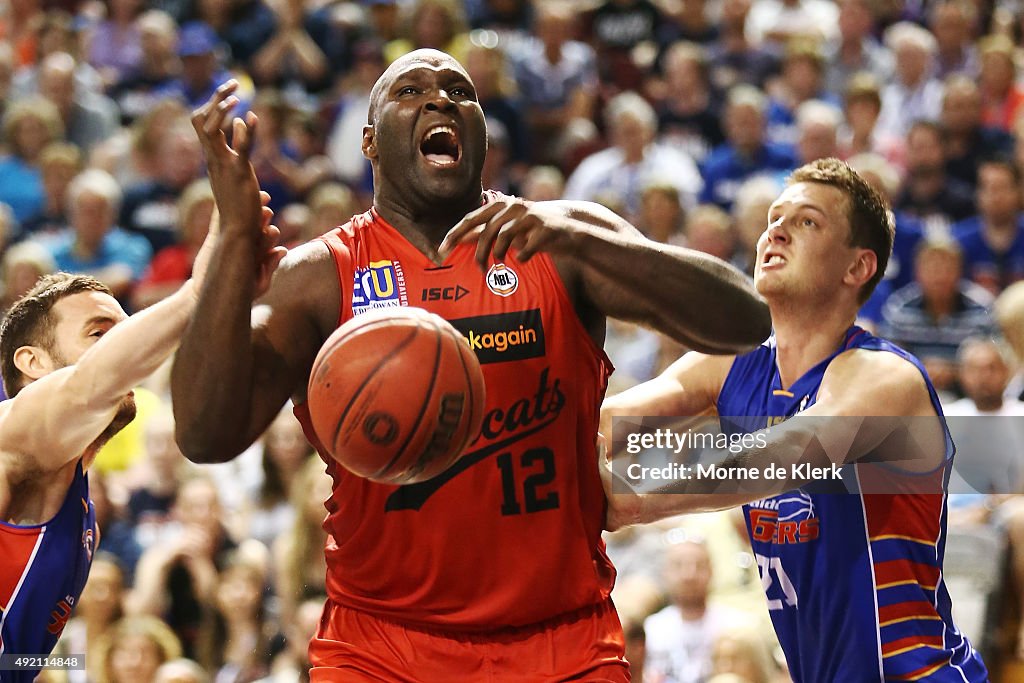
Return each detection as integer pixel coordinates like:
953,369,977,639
308,598,629,682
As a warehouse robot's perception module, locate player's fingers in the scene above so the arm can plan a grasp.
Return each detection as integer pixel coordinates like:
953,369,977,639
259,190,271,206
514,229,557,262
235,111,258,159
190,80,237,137
474,207,520,269
261,205,274,229
205,95,238,137
492,214,538,262
438,202,505,256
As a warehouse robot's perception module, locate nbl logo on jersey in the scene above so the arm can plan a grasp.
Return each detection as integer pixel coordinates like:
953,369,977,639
352,260,408,315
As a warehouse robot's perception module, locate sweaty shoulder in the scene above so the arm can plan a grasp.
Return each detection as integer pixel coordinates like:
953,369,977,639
819,348,937,418
260,240,339,341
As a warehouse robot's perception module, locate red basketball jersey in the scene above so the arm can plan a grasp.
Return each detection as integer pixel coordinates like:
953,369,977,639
293,202,616,631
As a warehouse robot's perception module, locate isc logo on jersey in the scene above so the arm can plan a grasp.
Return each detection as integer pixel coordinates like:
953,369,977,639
352,260,408,315
448,309,545,364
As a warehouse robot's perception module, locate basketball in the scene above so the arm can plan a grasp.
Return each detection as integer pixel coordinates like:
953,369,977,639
306,307,486,485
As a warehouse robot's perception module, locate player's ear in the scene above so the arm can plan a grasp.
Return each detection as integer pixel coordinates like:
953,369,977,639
844,249,877,290
13,345,55,383
362,125,377,161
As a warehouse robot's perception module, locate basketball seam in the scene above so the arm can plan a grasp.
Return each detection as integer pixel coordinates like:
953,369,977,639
372,319,443,479
330,326,421,452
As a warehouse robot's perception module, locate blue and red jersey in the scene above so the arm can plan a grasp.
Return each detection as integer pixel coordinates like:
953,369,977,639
717,327,988,682
0,462,96,683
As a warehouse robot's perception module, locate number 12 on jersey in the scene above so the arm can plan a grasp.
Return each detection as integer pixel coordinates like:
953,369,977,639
496,447,560,515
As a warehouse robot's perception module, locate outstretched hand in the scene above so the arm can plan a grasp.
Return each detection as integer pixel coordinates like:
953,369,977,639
437,196,583,270
190,80,286,299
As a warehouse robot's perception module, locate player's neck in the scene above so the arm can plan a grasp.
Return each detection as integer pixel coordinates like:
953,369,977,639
771,305,857,390
375,194,483,258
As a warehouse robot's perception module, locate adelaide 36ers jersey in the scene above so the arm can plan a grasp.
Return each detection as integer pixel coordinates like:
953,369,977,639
0,462,96,682
293,203,615,631
717,327,988,682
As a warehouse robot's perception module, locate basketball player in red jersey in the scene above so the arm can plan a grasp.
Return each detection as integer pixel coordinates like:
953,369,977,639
173,50,770,681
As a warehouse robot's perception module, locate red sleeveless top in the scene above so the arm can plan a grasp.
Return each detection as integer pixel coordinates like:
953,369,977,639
293,203,615,631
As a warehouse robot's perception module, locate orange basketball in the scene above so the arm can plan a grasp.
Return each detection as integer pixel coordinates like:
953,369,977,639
306,307,486,485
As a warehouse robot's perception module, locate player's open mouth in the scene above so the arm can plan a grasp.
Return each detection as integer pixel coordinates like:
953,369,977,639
761,252,787,269
420,125,461,167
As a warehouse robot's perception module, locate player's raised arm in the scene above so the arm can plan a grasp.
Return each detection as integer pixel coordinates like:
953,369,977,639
0,277,199,475
601,349,946,529
171,81,329,463
440,196,771,354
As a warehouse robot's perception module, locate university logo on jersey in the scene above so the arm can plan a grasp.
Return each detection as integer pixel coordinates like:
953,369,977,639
447,309,545,364
486,263,519,297
352,260,408,315
748,491,820,545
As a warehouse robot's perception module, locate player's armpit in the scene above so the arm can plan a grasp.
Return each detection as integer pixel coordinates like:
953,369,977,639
173,242,339,463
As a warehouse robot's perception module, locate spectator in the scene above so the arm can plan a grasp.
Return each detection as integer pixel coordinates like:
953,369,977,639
239,408,312,550
875,22,943,140
824,0,893,93
882,238,997,396
686,204,737,263
656,0,717,48
108,10,181,125
709,628,778,683
385,0,471,65
953,159,1024,296
622,616,649,683
306,181,360,237
155,658,210,683
895,120,976,236
364,0,402,44
744,0,838,48
258,596,323,683
271,455,330,626
198,553,271,681
10,10,104,100
88,0,144,89
464,39,529,172
585,0,663,92
0,42,14,124
978,34,1024,133
0,240,56,315
653,41,724,164
157,21,254,114
731,174,782,275
120,118,204,252
792,99,841,166
519,165,565,202
249,0,330,91
133,179,213,311
37,51,119,157
56,553,126,683
508,2,597,166
928,0,980,79
705,0,779,93
1,0,43,69
46,168,153,303
192,0,277,68
564,91,702,220
764,40,835,148
96,615,183,683
127,410,190,550
995,281,1024,400
838,72,904,170
945,338,1024,495
129,475,239,660
0,96,63,223
940,75,1014,190
21,141,82,237
644,537,746,683
700,85,796,211
638,182,686,245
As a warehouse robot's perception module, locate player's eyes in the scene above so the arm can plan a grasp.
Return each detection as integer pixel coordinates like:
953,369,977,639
89,330,105,338
451,87,472,98
398,86,419,96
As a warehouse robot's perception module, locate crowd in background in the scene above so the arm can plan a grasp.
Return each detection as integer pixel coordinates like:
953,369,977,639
3,0,1024,680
